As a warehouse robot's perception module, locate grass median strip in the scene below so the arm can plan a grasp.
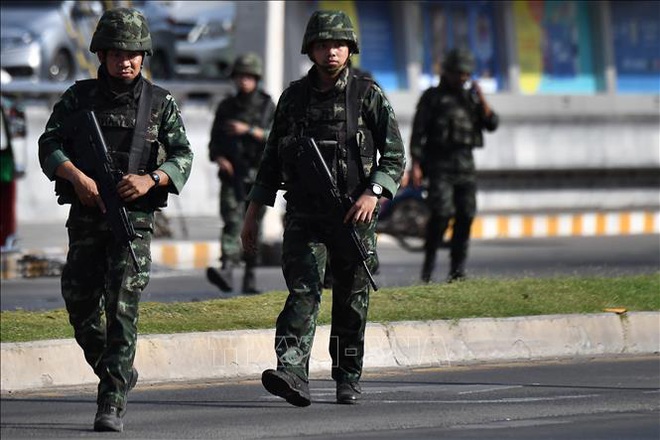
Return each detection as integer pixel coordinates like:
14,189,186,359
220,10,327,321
1,274,658,343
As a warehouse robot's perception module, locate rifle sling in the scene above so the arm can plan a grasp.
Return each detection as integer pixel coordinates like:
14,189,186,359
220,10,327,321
128,80,154,174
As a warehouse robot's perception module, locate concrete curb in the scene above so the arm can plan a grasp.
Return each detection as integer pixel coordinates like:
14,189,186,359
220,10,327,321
2,312,658,393
2,209,659,279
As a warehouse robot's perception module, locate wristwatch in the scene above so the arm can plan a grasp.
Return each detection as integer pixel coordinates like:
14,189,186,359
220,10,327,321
370,183,383,198
149,172,160,189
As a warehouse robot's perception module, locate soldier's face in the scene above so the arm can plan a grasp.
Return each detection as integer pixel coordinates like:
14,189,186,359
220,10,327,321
99,50,144,81
233,73,258,94
311,40,350,75
445,70,471,90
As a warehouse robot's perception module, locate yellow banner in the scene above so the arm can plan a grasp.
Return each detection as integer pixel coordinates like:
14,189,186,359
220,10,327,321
514,0,542,94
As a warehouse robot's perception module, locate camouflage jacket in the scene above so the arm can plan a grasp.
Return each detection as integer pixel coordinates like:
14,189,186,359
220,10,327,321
248,66,405,208
410,81,498,174
208,89,275,180
38,68,193,228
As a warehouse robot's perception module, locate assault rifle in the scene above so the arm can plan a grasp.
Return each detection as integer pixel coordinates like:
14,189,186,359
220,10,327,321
298,137,378,291
82,110,142,271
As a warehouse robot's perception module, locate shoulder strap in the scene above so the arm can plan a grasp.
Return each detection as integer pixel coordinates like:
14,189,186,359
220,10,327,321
72,79,98,110
346,74,373,182
290,78,310,136
128,78,154,174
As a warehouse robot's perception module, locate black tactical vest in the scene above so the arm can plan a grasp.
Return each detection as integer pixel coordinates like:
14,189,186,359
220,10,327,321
286,72,375,201
426,85,484,149
55,77,169,210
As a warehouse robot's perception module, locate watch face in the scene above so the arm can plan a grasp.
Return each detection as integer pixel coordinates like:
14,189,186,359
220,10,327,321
372,184,383,195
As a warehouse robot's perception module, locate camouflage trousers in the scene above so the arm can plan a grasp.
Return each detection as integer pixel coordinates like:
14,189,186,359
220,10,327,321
61,227,152,410
275,212,378,384
219,182,265,265
424,172,476,259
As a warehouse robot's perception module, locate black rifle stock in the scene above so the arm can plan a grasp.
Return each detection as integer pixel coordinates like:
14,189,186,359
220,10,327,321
83,110,142,271
299,137,378,291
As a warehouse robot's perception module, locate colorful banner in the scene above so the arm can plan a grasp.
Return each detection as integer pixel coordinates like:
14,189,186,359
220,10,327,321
610,1,660,93
420,1,500,92
513,0,598,94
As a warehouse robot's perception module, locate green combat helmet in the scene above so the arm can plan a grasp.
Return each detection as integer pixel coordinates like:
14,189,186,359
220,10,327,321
442,48,475,74
90,8,152,56
301,10,359,54
232,52,263,78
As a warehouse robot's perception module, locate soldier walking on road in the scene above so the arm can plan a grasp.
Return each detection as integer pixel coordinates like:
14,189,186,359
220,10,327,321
38,8,193,432
206,53,275,295
408,48,499,283
241,10,405,406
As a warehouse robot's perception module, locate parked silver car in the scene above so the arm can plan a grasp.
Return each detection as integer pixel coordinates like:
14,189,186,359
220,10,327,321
0,1,103,82
136,1,235,79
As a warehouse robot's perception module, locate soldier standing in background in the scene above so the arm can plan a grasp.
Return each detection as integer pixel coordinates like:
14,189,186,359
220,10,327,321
206,53,275,294
38,8,193,432
408,48,499,283
241,10,405,406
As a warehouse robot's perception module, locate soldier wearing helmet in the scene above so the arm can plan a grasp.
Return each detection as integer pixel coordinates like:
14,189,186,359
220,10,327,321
408,47,499,284
206,52,275,295
38,8,193,432
242,10,405,407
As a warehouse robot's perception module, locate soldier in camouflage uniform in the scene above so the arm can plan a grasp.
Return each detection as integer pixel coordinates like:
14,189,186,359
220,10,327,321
37,8,193,432
206,53,275,295
241,10,405,406
409,48,498,283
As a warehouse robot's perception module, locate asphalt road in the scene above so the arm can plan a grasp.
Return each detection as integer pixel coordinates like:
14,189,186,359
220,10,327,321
1,356,658,439
1,234,658,311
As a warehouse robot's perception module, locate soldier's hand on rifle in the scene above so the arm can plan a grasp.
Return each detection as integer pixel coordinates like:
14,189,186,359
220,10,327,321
117,174,153,202
55,160,106,212
225,120,264,141
216,156,234,177
224,120,249,136
344,192,378,225
75,174,106,211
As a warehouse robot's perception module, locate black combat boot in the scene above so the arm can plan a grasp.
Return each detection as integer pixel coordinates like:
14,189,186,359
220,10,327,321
447,250,468,283
336,381,362,404
242,267,260,295
421,250,436,283
93,402,123,432
261,369,311,407
422,216,450,283
206,261,234,292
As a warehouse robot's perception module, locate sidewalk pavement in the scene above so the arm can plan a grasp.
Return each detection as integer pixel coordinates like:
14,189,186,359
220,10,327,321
2,312,658,393
2,209,659,279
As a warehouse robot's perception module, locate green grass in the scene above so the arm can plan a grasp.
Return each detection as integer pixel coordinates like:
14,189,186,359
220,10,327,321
1,274,658,343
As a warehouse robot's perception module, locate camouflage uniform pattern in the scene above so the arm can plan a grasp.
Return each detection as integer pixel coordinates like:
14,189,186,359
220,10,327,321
248,65,405,384
410,48,498,280
90,8,153,55
208,84,275,268
38,63,193,409
231,52,264,78
301,10,360,54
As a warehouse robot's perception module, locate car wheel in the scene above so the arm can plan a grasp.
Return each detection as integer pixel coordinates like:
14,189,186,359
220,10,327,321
47,50,74,82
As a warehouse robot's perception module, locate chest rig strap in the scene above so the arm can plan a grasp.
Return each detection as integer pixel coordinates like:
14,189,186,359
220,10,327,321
345,73,373,191
128,80,154,174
